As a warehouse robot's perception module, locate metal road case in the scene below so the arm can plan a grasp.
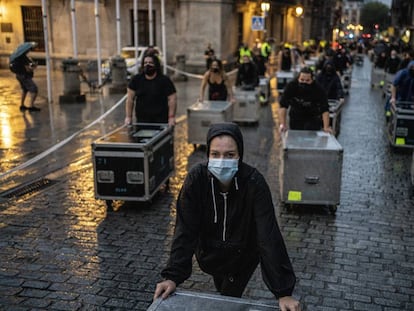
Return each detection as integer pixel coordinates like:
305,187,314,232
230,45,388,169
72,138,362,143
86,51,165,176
280,130,343,213
371,67,385,88
187,100,233,146
232,87,260,123
276,70,295,94
91,123,174,206
387,101,414,148
341,69,352,95
147,290,278,311
328,99,344,137
259,76,270,104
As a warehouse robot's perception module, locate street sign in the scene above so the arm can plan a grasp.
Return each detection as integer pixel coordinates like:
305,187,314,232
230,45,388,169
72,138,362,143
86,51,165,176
251,16,264,31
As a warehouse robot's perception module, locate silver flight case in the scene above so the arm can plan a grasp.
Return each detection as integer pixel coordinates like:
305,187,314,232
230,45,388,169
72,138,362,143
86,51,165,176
187,100,233,146
147,290,278,311
232,87,260,123
280,130,343,213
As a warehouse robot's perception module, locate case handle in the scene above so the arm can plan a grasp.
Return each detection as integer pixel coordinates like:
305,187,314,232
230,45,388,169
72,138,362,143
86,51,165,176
305,176,319,184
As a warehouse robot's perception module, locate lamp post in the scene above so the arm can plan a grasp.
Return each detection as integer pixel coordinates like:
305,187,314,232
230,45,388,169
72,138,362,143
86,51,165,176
293,5,304,46
261,1,270,36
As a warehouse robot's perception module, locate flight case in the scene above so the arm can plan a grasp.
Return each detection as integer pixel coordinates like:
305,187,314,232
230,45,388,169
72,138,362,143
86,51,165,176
328,99,344,137
387,101,414,148
187,100,233,146
280,130,343,213
232,87,260,123
91,123,174,204
276,70,295,94
147,290,278,311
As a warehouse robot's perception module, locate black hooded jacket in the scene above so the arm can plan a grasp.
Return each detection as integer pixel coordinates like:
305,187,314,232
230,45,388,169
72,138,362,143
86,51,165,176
161,123,296,298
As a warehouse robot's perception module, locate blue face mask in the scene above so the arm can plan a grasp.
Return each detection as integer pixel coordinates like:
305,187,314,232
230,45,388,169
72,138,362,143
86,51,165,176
208,158,239,185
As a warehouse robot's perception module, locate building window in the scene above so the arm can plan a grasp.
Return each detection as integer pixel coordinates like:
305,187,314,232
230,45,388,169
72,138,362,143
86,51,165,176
21,6,44,52
130,9,156,46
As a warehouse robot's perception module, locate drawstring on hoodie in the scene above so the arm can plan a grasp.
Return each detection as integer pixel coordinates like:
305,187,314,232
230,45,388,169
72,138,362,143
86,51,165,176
210,176,239,242
211,177,218,223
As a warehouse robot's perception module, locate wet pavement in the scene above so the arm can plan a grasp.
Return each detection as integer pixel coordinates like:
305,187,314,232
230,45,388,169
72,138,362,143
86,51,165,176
0,58,413,310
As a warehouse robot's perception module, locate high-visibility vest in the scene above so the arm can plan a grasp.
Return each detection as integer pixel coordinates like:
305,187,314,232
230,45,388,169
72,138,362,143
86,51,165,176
239,47,252,58
261,42,271,57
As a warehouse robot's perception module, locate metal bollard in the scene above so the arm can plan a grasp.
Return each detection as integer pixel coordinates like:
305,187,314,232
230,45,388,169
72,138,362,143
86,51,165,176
107,55,127,94
172,54,187,81
110,56,127,87
59,58,86,103
86,60,99,86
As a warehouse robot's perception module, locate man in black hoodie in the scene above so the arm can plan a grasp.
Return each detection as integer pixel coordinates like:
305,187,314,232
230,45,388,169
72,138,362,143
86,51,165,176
154,123,300,311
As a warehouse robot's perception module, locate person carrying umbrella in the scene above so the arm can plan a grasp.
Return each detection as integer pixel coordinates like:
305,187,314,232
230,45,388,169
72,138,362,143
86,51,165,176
9,42,41,112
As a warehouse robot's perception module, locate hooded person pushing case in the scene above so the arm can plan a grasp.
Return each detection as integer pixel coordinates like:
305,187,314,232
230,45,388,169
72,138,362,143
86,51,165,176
154,123,300,311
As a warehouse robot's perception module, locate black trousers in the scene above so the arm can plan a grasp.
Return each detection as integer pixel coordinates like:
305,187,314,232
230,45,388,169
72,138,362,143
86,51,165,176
212,256,260,298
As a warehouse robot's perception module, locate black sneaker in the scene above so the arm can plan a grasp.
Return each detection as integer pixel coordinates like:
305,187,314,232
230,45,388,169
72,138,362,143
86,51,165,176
19,105,28,111
28,106,41,112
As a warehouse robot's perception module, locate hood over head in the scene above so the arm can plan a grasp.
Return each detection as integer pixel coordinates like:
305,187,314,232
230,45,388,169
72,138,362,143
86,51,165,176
206,122,244,162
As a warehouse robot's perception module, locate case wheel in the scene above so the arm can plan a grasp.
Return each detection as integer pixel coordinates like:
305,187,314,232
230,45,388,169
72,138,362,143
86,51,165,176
329,205,337,214
105,200,114,211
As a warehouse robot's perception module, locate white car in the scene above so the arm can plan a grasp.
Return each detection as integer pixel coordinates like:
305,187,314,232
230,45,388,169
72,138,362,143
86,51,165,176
121,46,163,76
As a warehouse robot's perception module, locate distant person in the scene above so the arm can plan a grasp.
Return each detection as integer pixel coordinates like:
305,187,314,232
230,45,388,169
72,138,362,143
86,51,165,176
153,122,300,311
125,54,177,127
252,48,267,77
199,58,234,102
11,45,41,112
204,43,215,70
279,67,331,133
384,49,401,75
238,43,252,64
316,61,344,104
278,45,295,72
235,55,259,90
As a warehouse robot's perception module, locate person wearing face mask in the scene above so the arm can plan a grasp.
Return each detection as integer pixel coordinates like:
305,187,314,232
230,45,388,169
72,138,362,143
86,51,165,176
279,67,331,133
315,61,344,104
235,55,259,90
154,123,300,311
199,58,234,102
125,54,177,127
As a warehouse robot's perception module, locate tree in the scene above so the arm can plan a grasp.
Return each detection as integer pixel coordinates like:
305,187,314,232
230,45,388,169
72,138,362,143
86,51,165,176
360,1,390,34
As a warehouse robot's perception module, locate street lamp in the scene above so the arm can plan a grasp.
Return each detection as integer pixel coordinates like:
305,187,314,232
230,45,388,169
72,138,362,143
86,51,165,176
261,1,270,36
261,1,270,17
295,6,304,18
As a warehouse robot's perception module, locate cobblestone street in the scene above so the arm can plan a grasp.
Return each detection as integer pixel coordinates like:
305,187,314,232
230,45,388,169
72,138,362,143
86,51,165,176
0,56,413,310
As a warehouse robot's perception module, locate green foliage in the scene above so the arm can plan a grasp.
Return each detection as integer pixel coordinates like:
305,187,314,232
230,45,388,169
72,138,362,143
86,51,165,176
360,1,390,34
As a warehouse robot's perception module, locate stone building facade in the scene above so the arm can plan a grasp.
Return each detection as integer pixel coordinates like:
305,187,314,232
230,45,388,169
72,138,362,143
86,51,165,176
0,0,338,72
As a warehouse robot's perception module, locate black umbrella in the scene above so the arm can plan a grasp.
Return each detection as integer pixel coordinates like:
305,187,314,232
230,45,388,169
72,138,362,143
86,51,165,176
9,42,37,62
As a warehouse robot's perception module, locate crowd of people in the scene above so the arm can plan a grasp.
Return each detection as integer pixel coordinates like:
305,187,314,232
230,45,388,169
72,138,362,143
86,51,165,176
111,37,414,311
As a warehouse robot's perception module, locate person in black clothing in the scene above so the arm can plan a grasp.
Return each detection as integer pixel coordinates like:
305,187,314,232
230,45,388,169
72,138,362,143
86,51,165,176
375,51,387,70
199,58,234,102
13,49,41,112
204,43,215,70
235,55,259,90
279,67,331,133
153,123,300,311
316,61,344,103
125,54,177,127
333,47,352,75
252,49,267,77
384,49,401,75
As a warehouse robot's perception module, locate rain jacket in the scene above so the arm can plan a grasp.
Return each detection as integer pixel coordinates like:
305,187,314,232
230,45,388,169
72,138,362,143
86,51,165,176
161,161,296,298
393,60,414,102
